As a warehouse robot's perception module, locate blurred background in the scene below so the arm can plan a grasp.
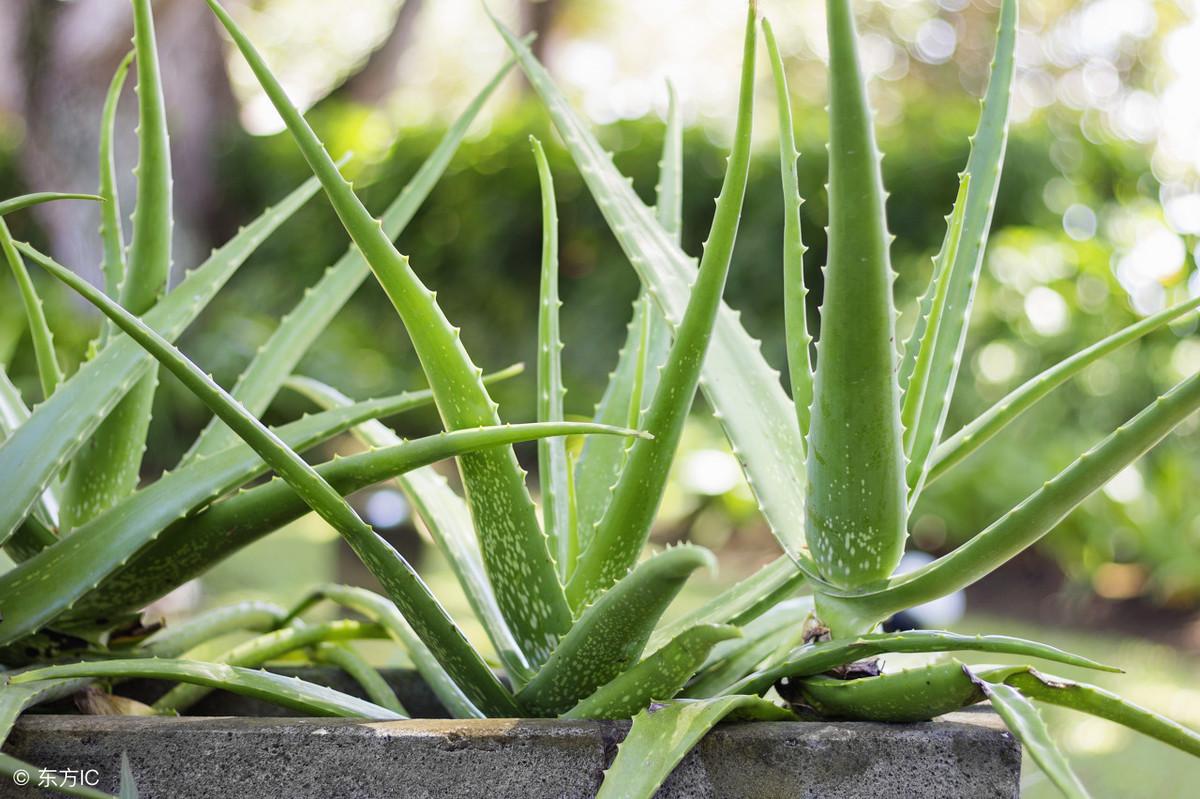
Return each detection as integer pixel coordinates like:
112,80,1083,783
1,0,1198,792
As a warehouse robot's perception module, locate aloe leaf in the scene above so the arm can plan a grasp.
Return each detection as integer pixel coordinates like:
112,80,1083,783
11,660,406,719
974,676,1089,799
995,668,1200,758
99,52,134,299
491,9,815,579
119,753,138,799
0,366,60,540
902,0,1018,500
596,695,795,799
530,136,573,573
929,292,1200,484
0,193,102,399
1,344,462,640
62,419,635,634
566,2,758,608
574,84,682,562
312,642,408,716
62,0,175,530
208,0,573,667
153,619,385,714
729,629,1118,697
901,173,971,471
563,624,740,720
518,545,716,717
294,584,482,719
183,55,516,464
805,0,908,595
763,19,812,442
0,172,321,544
647,554,806,653
683,597,812,698
787,660,993,722
818,366,1200,630
23,253,523,718
137,601,287,657
284,373,531,686
1,216,63,397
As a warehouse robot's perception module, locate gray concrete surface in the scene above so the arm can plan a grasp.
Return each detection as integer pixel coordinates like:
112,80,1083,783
3,708,1019,798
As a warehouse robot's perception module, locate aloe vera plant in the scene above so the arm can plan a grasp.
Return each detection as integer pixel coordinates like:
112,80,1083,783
3,0,1199,797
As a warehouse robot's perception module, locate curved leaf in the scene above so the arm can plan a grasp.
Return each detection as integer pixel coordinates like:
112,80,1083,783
763,18,812,442
566,1,758,608
153,620,385,713
312,642,407,716
63,0,175,529
974,675,1089,799
25,251,520,718
929,292,1200,484
11,660,405,719
183,52,517,463
564,624,739,720
596,695,794,799
0,171,323,544
137,601,287,658
284,373,532,686
903,0,1018,500
99,52,134,299
730,629,1118,697
293,584,482,719
490,5,816,581
519,545,715,717
208,0,572,667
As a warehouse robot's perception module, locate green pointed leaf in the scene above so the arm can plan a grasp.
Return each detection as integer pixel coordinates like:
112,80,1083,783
806,0,907,592
647,554,806,653
683,598,812,698
312,642,408,716
11,660,406,719
597,695,795,799
0,193,103,399
63,0,175,529
183,55,516,463
294,584,482,719
573,89,680,558
153,619,385,714
24,252,521,717
0,193,103,216
530,136,573,573
519,545,716,717
730,629,1118,697
903,0,1018,500
763,18,812,442
0,366,60,543
817,366,1200,629
567,2,758,608
118,753,139,799
284,373,532,686
564,624,740,719
99,52,134,299
64,419,635,636
2,351,469,641
996,668,1200,759
491,7,815,579
137,601,287,657
929,292,1200,484
902,173,971,471
208,0,572,667
974,676,1089,799
787,660,992,722
0,173,322,545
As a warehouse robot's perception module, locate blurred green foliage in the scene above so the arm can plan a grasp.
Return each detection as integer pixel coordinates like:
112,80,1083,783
2,96,1196,608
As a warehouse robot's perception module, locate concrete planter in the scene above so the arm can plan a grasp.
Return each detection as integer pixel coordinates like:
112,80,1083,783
4,669,1021,798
